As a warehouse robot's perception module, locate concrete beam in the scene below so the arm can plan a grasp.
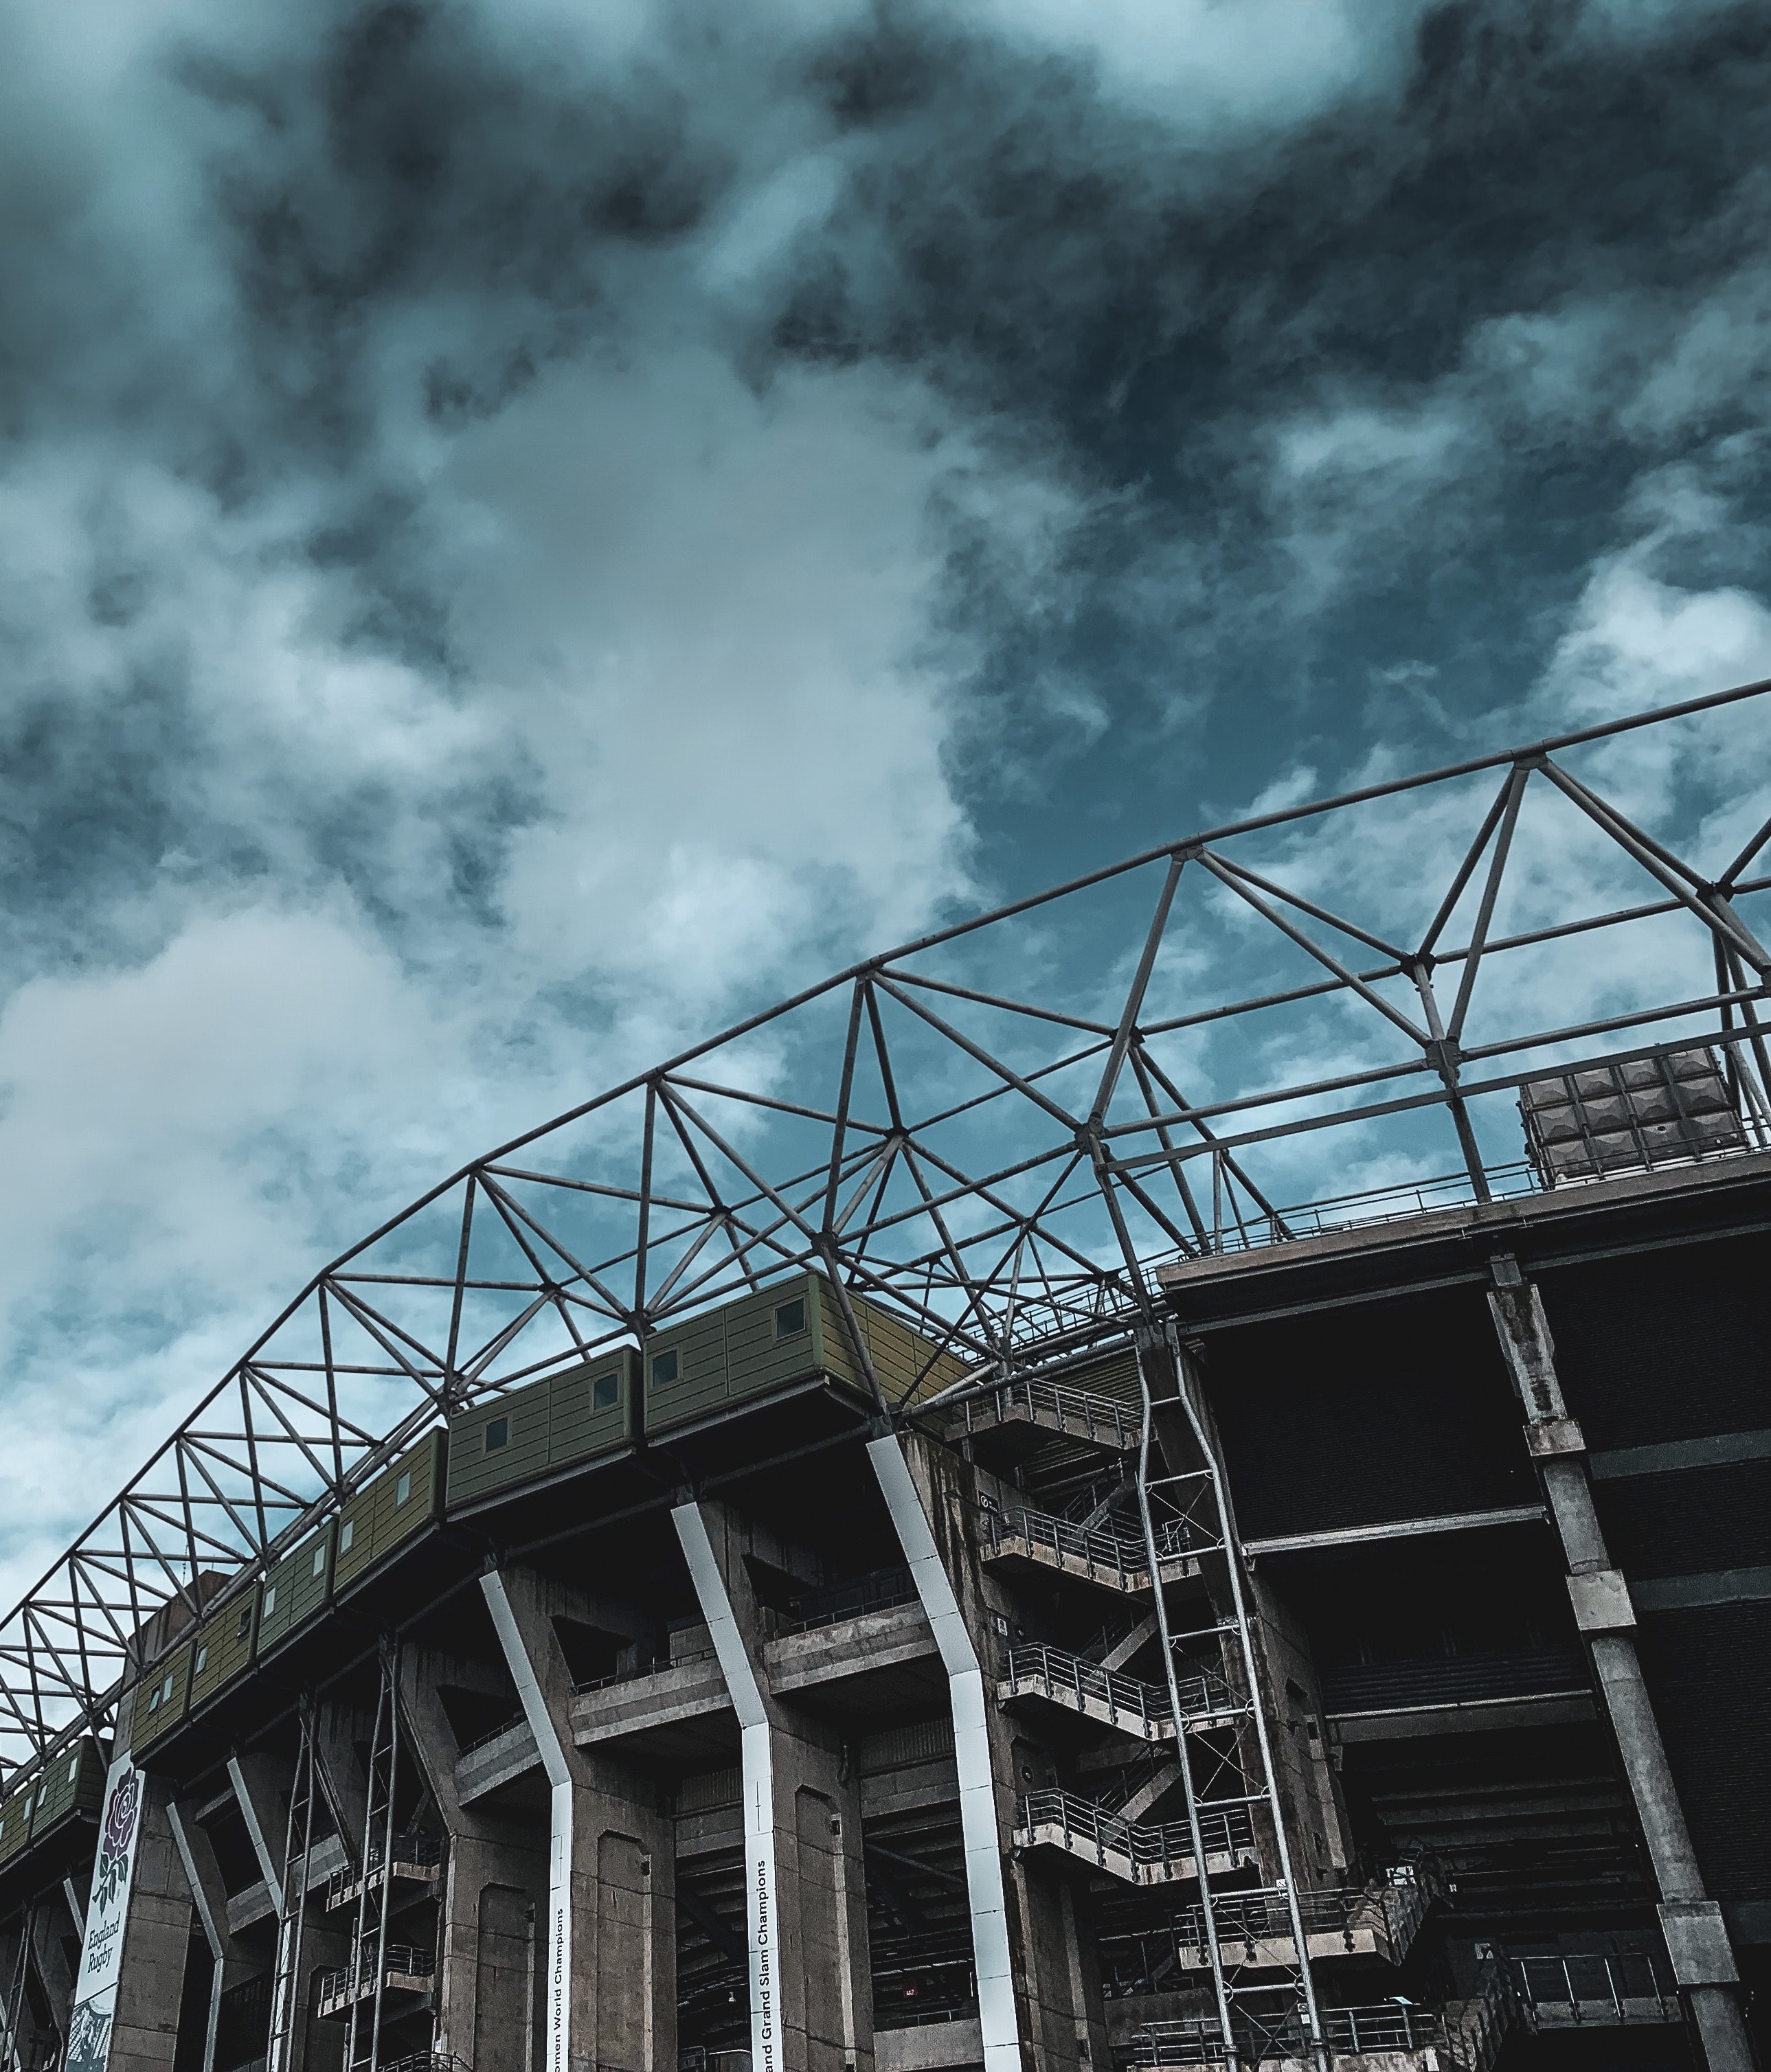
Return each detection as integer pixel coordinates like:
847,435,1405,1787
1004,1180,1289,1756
1487,1257,1755,2072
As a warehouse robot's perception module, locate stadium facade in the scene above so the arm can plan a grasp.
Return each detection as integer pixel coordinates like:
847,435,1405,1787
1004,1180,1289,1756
2,685,1769,2072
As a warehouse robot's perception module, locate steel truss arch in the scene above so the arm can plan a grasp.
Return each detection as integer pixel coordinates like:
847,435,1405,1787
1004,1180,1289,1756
3,676,1771,1780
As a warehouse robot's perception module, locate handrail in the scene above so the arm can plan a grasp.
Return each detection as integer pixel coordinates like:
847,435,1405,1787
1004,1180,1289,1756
1017,1788,1254,1872
954,1378,1140,1450
978,1503,1215,1586
1002,1643,1235,1733
1508,1951,1678,2017
316,1945,436,2003
1131,2001,1447,2065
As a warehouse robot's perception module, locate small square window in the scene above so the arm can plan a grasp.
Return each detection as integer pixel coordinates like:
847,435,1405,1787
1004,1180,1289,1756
146,1685,160,1715
650,1350,679,1389
194,1646,208,1676
591,1370,619,1412
312,1544,327,1577
484,1415,510,1453
264,1585,277,1615
395,1470,411,1505
236,1607,253,1641
339,1519,355,1554
69,1756,79,1782
774,1297,806,1341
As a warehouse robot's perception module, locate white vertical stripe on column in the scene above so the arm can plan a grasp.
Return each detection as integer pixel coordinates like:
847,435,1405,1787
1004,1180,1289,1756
866,1437,1019,2072
672,1505,782,2072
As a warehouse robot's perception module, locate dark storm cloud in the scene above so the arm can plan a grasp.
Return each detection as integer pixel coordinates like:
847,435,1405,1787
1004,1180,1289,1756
3,0,1771,1591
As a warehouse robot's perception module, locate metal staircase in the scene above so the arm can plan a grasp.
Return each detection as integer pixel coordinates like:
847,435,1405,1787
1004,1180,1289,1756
998,1641,1238,1740
1132,1323,1329,2072
267,1705,320,2072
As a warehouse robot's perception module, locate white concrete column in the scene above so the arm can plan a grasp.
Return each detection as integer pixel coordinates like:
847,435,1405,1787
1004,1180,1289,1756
672,1504,784,2072
867,1437,1018,2072
482,1571,574,2072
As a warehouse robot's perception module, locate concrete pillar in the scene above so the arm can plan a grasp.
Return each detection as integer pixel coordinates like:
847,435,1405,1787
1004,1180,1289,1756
30,1891,79,2040
871,1429,1110,2072
1487,1256,1755,2072
401,1646,550,2072
480,1568,677,2072
107,1779,197,2072
673,1500,876,2072
166,1800,256,2072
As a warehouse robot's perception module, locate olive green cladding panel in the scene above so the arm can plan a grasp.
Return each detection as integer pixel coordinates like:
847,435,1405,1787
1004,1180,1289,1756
643,1310,729,1433
257,1523,335,1652
130,1639,194,1755
815,1280,966,1406
338,1428,447,1587
860,1297,968,1405
188,1589,260,1711
549,1350,638,1465
447,1375,550,1507
28,1735,105,1838
0,1783,36,1864
723,1273,824,1404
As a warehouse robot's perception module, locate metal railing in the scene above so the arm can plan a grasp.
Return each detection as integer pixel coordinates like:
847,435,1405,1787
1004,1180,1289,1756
574,1646,717,1695
783,1567,918,1633
978,1504,1215,1586
324,1832,442,1913
454,1714,527,1757
1130,2003,1445,2066
1509,1952,1680,2022
315,1946,436,2006
1017,1788,1254,1876
1002,1644,1237,1737
1162,1865,1440,1965
953,1378,1140,1451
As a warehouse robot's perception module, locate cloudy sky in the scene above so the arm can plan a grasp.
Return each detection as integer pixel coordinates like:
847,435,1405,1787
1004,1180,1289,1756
4,0,1771,1610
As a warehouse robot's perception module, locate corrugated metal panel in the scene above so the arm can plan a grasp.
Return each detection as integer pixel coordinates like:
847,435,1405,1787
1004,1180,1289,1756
1636,1603,1771,1900
1539,1235,1770,1450
447,1374,550,1505
1069,1348,1142,1404
1206,1286,1533,1540
859,1718,955,1773
256,1523,335,1652
1595,1459,1771,1582
27,1735,105,1838
188,1589,260,1711
848,1292,967,1407
677,1766,741,1814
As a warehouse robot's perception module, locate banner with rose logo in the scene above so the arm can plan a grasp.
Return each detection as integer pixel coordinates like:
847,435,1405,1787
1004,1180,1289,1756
66,1757,146,2072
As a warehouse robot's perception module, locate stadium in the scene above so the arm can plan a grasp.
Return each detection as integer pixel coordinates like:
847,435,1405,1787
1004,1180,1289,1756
1,681,1768,2072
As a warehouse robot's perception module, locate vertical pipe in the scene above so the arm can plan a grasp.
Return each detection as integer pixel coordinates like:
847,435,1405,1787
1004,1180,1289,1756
482,1573,573,2072
670,1505,782,2072
866,1438,1020,2072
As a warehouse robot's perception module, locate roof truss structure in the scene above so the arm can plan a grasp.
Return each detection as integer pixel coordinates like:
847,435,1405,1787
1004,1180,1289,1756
3,679,1770,1777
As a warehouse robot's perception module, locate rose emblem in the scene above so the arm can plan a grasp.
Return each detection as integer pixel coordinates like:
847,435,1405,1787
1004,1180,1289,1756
104,1769,141,1857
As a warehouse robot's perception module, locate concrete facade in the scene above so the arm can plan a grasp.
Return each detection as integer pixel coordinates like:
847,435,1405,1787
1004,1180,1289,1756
5,1152,1769,2072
